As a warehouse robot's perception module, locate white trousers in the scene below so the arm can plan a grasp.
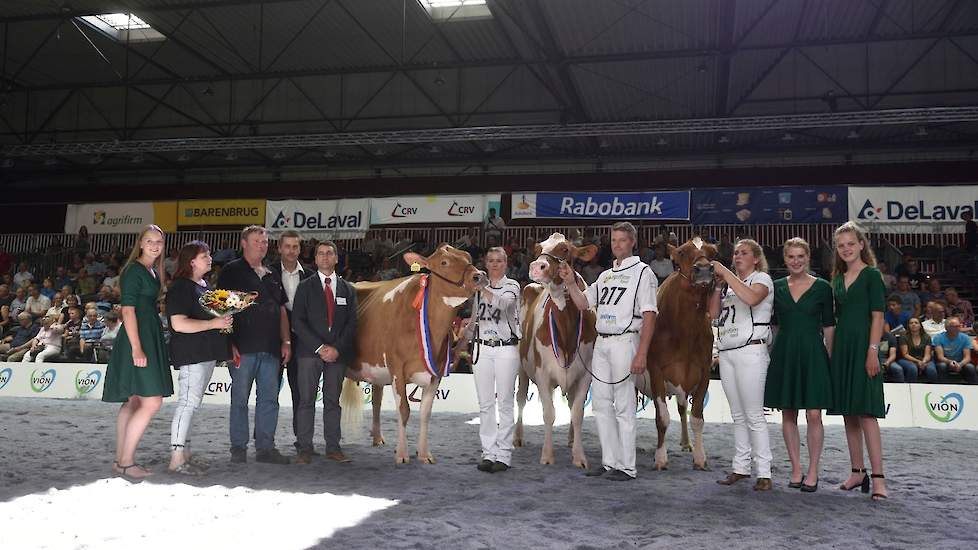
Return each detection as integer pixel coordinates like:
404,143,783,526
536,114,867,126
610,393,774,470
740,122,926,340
591,333,639,478
170,361,217,448
472,344,520,465
22,346,61,363
719,345,772,478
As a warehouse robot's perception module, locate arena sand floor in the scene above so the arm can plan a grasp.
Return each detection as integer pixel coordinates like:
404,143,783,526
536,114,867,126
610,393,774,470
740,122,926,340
0,396,975,549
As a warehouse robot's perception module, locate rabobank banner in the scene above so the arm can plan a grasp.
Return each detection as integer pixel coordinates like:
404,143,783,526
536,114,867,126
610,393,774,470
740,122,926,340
511,191,690,220
266,199,368,238
849,186,978,232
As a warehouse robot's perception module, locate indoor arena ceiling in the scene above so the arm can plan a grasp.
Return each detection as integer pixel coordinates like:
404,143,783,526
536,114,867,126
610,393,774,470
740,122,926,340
0,0,977,184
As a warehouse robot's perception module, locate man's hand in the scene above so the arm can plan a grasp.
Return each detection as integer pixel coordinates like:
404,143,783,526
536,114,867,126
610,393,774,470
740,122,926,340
557,261,574,283
630,353,647,375
281,341,292,365
231,344,241,368
949,360,961,372
319,345,338,363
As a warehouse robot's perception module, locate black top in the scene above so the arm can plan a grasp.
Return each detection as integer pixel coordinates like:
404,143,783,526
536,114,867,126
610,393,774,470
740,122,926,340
216,258,287,354
166,277,231,367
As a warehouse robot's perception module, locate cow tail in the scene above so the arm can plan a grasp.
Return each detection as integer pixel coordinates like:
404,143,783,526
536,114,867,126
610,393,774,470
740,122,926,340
341,378,364,440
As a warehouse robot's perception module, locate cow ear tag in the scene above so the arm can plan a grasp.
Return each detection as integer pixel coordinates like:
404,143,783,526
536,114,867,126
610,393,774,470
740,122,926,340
410,262,422,272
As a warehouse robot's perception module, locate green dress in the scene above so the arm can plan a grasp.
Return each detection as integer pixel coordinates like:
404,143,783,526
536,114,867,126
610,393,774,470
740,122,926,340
101,264,172,402
828,267,886,417
764,277,835,410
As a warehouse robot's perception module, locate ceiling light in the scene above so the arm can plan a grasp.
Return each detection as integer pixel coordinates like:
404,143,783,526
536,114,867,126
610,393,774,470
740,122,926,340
718,135,730,144
846,130,860,139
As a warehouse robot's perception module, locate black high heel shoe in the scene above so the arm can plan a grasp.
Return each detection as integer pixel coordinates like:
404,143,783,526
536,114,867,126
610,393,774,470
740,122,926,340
839,468,869,492
801,479,818,492
870,473,888,501
788,476,804,489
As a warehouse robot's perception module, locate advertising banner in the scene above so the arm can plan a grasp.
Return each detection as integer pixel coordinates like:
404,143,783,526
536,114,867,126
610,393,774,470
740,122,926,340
177,199,265,227
690,186,846,225
849,185,978,232
370,195,486,225
511,191,690,220
908,383,977,430
265,199,369,238
65,202,158,234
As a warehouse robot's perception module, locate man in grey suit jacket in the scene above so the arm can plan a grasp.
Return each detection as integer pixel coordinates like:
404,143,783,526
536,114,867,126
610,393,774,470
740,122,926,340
291,241,358,463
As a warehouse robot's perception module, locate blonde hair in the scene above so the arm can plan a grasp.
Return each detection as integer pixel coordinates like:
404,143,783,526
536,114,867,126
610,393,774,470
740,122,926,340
123,224,166,294
486,246,507,259
832,221,876,278
782,237,810,258
735,239,768,273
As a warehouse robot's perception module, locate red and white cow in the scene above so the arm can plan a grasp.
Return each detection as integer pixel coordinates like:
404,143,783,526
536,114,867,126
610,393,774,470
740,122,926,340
514,233,597,468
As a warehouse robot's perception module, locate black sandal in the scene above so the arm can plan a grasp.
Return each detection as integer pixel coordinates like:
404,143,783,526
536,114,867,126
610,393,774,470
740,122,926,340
870,473,888,500
839,468,869,492
788,476,804,489
116,463,151,482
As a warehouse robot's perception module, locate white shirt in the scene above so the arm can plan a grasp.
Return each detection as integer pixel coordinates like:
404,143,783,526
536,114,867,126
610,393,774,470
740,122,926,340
716,271,774,351
25,295,51,316
474,276,521,341
13,270,33,289
281,262,305,311
318,270,337,300
922,318,946,337
585,256,658,335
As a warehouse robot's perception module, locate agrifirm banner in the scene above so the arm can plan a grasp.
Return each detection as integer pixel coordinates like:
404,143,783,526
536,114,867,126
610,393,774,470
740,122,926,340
177,199,265,227
266,199,369,238
511,191,690,220
849,186,978,232
691,186,845,224
65,202,158,234
370,195,486,225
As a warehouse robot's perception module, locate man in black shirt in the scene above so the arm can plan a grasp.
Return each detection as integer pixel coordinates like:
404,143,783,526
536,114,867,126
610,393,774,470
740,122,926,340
217,226,292,465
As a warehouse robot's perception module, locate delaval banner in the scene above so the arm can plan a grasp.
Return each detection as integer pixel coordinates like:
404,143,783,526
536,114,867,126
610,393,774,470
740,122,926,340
266,199,369,238
691,186,846,224
370,195,486,225
849,186,978,232
511,191,690,220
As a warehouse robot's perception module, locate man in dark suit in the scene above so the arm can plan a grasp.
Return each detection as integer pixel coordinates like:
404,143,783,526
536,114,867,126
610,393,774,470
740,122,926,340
271,230,316,452
291,240,358,463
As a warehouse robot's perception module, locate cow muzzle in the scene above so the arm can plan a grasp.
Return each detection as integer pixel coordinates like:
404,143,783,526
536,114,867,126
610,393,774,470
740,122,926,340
528,258,552,283
471,269,488,290
691,262,714,286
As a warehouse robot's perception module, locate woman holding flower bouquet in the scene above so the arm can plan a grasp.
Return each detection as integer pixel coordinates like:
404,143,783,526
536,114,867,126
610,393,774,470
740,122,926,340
102,224,171,481
165,241,233,475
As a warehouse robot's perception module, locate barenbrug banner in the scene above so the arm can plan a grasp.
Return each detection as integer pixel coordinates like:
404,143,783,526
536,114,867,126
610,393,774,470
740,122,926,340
177,199,265,227
65,202,158,234
849,185,978,233
512,191,690,220
370,195,486,225
691,186,846,225
266,199,369,238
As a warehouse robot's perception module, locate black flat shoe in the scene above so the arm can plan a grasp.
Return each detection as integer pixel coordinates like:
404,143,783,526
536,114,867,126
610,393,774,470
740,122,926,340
585,466,609,477
477,459,494,472
605,469,635,481
788,477,804,489
490,461,510,473
801,480,818,493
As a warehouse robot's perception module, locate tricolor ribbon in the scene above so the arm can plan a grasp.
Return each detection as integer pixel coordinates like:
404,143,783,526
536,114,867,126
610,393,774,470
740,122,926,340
546,296,583,368
414,274,452,378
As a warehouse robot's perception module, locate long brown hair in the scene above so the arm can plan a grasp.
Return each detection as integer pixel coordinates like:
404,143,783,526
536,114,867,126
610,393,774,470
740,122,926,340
173,240,211,280
832,221,876,279
122,225,166,292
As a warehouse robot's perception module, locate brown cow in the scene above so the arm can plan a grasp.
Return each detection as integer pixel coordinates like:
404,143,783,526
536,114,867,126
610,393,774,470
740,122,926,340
340,244,486,464
636,237,716,470
514,233,597,468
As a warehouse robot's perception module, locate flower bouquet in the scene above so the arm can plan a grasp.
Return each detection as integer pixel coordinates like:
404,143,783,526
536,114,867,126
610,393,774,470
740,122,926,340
198,289,258,333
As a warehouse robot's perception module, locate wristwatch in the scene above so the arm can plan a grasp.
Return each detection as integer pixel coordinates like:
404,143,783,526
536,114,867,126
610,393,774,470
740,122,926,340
869,343,879,351
284,340,291,345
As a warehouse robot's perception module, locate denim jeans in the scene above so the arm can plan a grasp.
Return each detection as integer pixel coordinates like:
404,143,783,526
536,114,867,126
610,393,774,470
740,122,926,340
936,361,978,384
229,352,281,451
889,360,920,383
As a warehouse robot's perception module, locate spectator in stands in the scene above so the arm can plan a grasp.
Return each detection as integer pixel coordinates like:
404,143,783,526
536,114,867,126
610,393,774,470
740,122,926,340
24,284,51,320
580,256,603,285
636,236,654,265
394,231,413,252
61,306,83,360
964,211,977,254
945,287,973,328
158,300,171,345
884,296,911,333
922,302,947,337
87,253,107,276
903,259,925,293
20,314,63,364
76,268,97,299
0,305,11,336
506,249,529,282
878,330,899,382
0,312,38,361
648,243,675,284
100,310,121,356
54,266,74,291
717,234,734,267
360,230,381,261
60,285,80,305
933,316,976,383
10,286,27,317
0,246,12,276
0,284,12,309
102,265,120,291
59,294,80,323
95,286,117,315
919,278,945,305
892,276,921,318
877,261,896,292
377,258,399,281
484,208,505,243
163,248,179,278
79,308,106,362
896,317,933,383
13,262,33,289
39,277,56,300
46,293,63,320
74,225,91,258
895,253,913,277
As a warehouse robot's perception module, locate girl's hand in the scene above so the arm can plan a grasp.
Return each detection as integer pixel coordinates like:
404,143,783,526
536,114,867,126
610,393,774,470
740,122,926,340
865,348,880,378
133,348,148,368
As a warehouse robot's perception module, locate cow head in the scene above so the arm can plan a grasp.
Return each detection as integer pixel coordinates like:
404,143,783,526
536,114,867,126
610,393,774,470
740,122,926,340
671,237,717,287
528,233,598,286
404,244,487,295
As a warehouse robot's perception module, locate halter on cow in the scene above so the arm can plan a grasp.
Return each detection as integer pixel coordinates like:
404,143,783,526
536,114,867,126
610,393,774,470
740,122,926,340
636,237,716,470
340,244,487,464
515,233,598,468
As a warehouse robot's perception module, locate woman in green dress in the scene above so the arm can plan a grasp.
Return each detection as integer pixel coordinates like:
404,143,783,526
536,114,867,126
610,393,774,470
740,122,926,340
829,221,888,501
102,224,171,480
764,238,834,492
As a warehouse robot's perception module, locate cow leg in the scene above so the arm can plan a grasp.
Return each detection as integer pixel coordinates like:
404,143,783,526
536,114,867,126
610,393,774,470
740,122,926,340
391,379,411,464
514,368,528,448
690,385,709,470
416,379,439,464
371,384,385,446
536,372,556,465
678,396,692,452
652,394,671,470
569,379,590,469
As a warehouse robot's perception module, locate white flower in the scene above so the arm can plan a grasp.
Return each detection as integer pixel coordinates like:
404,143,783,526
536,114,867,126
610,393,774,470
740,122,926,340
226,294,242,309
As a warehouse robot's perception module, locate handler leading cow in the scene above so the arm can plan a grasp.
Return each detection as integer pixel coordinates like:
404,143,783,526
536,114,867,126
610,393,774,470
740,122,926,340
561,221,658,481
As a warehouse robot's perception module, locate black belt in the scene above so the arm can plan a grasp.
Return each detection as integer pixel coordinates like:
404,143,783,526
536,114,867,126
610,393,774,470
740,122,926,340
475,337,519,347
598,330,639,338
747,339,767,346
